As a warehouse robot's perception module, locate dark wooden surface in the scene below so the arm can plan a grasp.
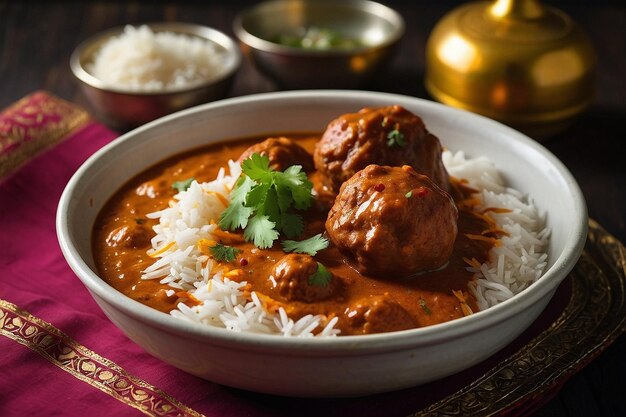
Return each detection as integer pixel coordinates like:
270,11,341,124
1,1,624,416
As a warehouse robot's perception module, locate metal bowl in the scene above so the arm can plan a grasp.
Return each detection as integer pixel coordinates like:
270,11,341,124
233,0,404,89
70,22,242,128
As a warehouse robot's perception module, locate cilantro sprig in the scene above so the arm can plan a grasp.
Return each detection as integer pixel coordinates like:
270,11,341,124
172,177,195,192
282,234,329,256
308,262,332,287
387,129,406,147
209,243,241,263
219,153,313,249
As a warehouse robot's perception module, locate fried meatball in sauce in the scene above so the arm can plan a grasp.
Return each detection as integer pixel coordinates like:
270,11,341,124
106,224,152,249
345,295,417,334
269,254,339,303
313,105,449,196
326,165,458,277
238,136,314,172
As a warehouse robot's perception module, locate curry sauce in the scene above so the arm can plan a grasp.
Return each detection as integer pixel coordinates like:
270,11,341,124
92,134,495,335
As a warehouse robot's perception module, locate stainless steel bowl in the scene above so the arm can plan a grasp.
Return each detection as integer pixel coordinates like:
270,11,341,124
233,0,404,89
70,22,242,128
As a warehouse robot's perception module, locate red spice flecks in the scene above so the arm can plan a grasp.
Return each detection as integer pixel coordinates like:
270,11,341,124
239,258,249,267
416,186,429,197
374,183,385,192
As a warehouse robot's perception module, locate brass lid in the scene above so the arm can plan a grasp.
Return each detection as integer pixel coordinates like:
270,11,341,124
425,0,595,138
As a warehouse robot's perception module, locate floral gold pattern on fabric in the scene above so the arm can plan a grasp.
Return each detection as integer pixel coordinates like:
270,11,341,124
411,219,626,417
0,91,90,178
0,300,205,417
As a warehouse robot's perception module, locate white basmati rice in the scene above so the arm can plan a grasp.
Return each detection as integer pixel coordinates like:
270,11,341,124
89,25,225,91
442,150,550,310
142,151,549,336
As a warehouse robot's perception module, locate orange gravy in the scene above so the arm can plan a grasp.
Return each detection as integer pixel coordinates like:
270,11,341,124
92,134,494,334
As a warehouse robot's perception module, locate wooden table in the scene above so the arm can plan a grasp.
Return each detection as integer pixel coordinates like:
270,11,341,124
1,1,624,416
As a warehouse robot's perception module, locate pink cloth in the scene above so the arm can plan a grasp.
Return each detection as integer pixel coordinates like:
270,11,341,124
0,91,90,178
0,97,569,417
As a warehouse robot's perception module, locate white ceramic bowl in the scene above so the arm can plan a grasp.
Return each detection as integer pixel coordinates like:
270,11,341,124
56,91,587,397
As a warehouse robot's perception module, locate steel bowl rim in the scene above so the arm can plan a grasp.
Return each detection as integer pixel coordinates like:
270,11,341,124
70,22,242,96
233,0,405,57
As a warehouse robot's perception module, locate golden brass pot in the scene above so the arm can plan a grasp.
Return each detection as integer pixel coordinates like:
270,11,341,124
425,0,595,138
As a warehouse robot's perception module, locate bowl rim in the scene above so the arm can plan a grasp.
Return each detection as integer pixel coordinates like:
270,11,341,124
70,22,242,96
56,90,587,354
232,0,405,57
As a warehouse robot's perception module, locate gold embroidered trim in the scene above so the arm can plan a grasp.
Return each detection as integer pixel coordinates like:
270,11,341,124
411,219,626,416
0,91,90,178
0,299,204,417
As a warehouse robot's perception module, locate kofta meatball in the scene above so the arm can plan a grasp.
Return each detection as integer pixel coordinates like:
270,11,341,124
326,165,458,277
269,254,338,303
238,137,314,172
345,295,417,334
106,223,152,249
313,105,449,194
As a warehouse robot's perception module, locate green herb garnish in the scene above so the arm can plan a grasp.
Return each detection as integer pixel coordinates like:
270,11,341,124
219,175,255,230
219,153,313,249
308,262,332,287
419,299,432,315
275,27,362,50
172,177,195,192
387,129,406,148
243,214,279,249
282,234,329,256
209,243,241,263
405,190,413,199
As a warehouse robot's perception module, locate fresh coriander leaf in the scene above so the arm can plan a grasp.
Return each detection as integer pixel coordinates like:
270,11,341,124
283,164,309,182
386,129,406,147
278,165,313,210
280,212,304,238
290,184,314,210
282,164,306,181
219,176,255,230
263,187,281,224
243,214,279,249
275,182,293,213
405,190,413,198
219,153,314,248
242,153,272,180
419,299,432,315
172,177,195,192
245,182,270,208
308,262,332,287
282,234,329,256
209,243,241,262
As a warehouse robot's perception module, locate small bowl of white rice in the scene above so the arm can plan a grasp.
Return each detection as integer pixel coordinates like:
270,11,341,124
70,22,242,127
